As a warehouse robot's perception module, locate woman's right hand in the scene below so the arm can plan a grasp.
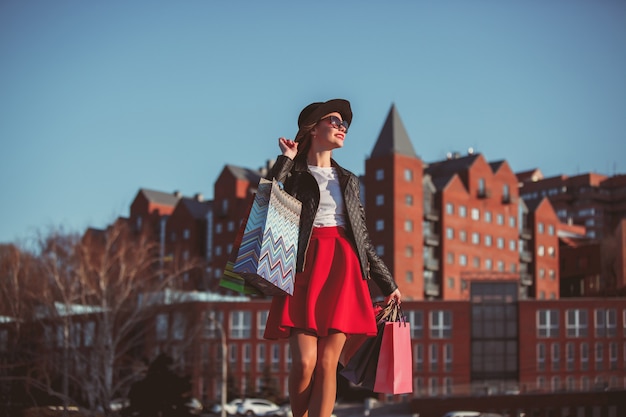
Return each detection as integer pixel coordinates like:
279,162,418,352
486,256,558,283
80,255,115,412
278,137,298,160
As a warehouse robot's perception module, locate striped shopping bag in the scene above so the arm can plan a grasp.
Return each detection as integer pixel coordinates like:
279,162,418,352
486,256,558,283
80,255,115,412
232,178,301,296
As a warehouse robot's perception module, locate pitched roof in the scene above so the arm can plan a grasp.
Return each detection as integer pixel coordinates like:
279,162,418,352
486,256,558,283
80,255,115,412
225,165,263,184
180,198,212,219
140,189,182,206
370,104,417,158
425,153,480,179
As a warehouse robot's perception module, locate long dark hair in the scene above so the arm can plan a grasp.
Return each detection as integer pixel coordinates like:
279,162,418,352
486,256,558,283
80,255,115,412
295,119,318,159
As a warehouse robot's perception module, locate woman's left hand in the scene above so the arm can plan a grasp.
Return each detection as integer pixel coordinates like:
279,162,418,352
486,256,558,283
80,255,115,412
384,289,402,305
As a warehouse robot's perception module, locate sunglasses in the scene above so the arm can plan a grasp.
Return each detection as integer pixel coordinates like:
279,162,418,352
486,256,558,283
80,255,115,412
320,115,349,133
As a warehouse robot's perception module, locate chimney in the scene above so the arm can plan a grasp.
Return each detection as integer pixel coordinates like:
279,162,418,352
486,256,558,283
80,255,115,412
194,193,204,202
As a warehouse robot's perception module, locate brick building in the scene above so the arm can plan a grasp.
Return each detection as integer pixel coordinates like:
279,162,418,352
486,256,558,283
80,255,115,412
4,104,625,415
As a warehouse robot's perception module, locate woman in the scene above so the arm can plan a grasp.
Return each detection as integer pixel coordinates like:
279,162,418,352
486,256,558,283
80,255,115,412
263,99,401,417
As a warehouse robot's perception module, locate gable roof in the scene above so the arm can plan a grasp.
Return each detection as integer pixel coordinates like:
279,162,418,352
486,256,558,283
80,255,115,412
180,198,212,219
425,153,481,179
370,104,417,158
140,189,182,206
225,165,263,184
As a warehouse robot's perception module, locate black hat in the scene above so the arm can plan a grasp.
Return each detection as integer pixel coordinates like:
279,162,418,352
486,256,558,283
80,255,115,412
295,99,352,142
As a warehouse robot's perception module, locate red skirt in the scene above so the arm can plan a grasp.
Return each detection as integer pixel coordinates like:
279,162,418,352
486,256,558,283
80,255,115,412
263,226,377,339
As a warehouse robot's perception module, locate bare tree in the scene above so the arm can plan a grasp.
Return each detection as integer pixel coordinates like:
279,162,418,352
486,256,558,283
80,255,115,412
1,221,203,414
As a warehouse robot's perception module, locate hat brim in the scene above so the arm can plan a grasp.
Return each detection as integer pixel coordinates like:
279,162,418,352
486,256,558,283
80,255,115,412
295,99,352,142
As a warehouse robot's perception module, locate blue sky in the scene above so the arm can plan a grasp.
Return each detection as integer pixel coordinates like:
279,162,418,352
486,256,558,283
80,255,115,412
1,0,625,244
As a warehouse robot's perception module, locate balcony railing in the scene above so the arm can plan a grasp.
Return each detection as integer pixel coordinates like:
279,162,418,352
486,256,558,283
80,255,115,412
520,272,533,286
477,189,491,199
423,232,440,246
424,208,440,221
520,250,532,263
424,258,440,271
424,279,440,297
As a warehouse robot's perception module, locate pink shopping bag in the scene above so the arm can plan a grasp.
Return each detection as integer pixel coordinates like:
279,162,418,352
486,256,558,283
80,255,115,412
373,320,413,394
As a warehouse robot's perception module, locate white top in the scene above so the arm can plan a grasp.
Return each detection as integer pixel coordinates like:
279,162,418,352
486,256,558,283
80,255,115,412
308,165,346,228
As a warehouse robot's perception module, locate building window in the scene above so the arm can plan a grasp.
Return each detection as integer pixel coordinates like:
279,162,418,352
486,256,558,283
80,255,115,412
407,310,423,338
406,246,414,258
415,344,424,372
581,342,589,371
471,208,480,220
405,194,413,206
406,271,414,283
497,260,504,271
459,205,467,218
551,342,560,371
548,225,555,235
447,277,455,289
257,311,269,339
227,221,235,232
243,343,251,371
509,216,516,228
444,344,453,372
478,178,486,195
497,214,504,225
472,232,480,245
405,220,414,232
503,184,510,201
376,245,384,256
539,268,545,279
271,344,280,372
538,223,544,234
547,246,555,257
549,269,556,280
257,344,266,372
537,343,546,371
446,227,454,240
230,311,252,339
446,203,454,215
595,342,603,371
156,314,169,341
609,342,618,370
567,309,588,338
84,321,95,347
376,194,384,206
429,344,438,372
484,211,492,223
404,169,413,181
595,308,617,337
430,310,452,338
509,240,516,251
446,252,454,264
459,230,467,242
216,223,223,234
215,246,222,257
566,342,575,371
459,254,467,266
172,312,186,340
376,219,384,231
375,169,384,180
473,256,480,268
484,235,492,247
496,237,504,249
183,229,190,239
485,258,493,270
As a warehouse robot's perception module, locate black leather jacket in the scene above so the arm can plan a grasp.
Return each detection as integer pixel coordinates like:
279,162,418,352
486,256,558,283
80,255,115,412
267,154,398,296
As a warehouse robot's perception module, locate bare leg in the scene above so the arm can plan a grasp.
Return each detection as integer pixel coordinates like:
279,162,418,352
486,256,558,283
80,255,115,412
308,332,347,417
289,330,318,417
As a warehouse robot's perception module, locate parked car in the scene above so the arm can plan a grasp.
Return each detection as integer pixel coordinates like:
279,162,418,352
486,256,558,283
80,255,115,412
441,412,504,417
211,399,244,415
236,398,281,416
186,397,204,415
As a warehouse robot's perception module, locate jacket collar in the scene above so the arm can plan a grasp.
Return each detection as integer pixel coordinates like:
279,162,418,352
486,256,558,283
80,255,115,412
293,154,350,179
